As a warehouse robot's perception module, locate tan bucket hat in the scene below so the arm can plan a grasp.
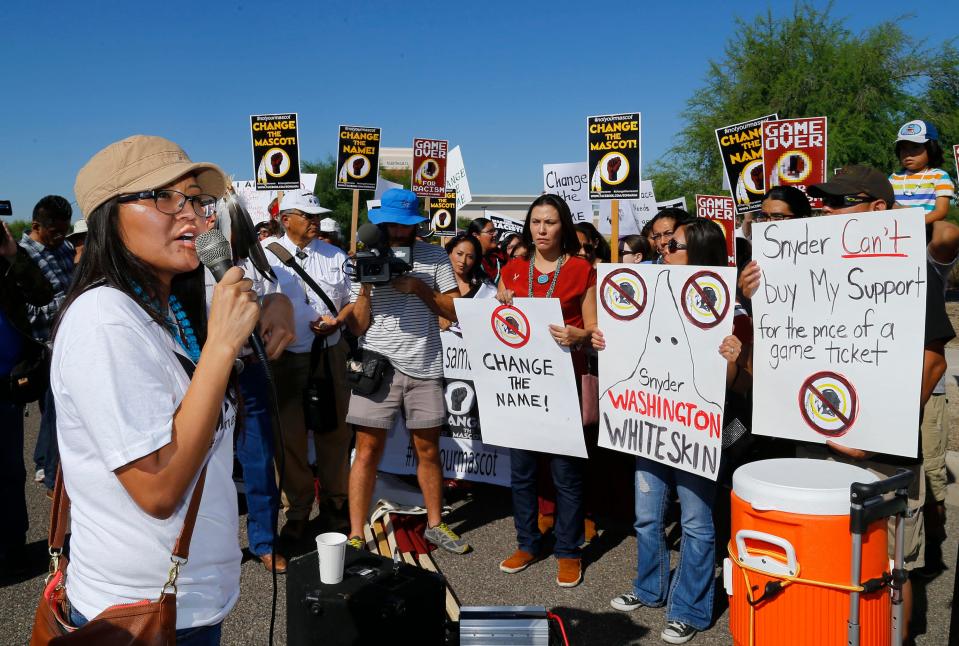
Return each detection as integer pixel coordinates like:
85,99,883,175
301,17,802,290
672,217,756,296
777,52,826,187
75,135,230,218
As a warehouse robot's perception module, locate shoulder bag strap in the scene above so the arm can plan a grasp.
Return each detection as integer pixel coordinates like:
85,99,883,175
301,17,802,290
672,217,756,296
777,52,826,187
266,242,339,316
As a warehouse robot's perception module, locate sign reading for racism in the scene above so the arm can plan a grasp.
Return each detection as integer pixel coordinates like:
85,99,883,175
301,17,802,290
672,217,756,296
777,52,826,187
446,146,473,210
380,331,510,486
696,195,736,266
430,191,457,235
544,162,590,223
251,113,300,191
599,180,657,236
412,138,448,198
762,117,828,208
336,125,380,191
588,113,641,200
597,264,736,480
455,298,587,458
715,114,777,215
751,210,926,456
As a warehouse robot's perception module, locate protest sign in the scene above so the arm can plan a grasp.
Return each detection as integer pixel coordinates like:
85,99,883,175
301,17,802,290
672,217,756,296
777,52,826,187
762,117,828,207
487,211,524,236
0,200,11,216
751,210,926,456
656,197,687,212
598,180,656,236
379,331,510,486
233,174,317,224
335,125,380,191
430,191,457,235
544,162,590,223
588,113,641,200
412,138,448,198
715,114,777,214
251,113,300,190
695,195,736,266
454,298,587,458
597,264,735,480
446,146,472,210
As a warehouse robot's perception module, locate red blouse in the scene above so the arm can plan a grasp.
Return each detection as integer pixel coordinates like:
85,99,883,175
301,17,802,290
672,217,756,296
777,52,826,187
501,255,596,329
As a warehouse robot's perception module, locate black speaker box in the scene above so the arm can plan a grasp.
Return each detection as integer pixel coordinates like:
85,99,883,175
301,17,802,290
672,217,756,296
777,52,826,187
287,548,447,645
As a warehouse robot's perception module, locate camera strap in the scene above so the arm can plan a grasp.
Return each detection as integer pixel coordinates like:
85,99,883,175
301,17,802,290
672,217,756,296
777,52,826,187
266,242,339,316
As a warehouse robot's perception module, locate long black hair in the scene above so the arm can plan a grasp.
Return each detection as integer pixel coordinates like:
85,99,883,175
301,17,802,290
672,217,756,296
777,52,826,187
444,233,485,286
895,139,945,168
575,222,611,263
675,218,728,267
52,197,208,345
521,194,581,257
762,186,811,217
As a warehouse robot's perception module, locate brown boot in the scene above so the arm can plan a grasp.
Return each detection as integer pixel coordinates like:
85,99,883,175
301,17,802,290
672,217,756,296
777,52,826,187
537,513,555,535
584,517,598,544
556,557,582,588
259,553,288,574
499,549,538,574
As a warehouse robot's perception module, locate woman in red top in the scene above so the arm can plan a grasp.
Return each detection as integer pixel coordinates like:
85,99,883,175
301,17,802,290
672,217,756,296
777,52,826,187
495,193,596,588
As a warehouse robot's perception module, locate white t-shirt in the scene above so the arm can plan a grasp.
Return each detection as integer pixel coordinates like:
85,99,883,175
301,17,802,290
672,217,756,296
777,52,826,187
51,286,240,629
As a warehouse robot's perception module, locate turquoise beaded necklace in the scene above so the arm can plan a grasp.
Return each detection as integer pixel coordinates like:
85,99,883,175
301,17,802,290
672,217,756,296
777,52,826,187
131,284,201,363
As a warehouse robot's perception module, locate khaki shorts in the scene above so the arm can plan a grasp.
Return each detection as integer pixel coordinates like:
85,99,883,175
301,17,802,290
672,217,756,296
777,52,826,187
346,366,445,430
920,394,948,503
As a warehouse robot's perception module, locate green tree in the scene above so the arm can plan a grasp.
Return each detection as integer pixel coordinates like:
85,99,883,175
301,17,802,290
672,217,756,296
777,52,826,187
649,4,959,208
7,219,31,240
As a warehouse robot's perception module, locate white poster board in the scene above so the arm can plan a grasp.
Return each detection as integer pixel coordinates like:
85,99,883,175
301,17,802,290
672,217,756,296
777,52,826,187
446,146,473,210
656,197,687,212
751,210,927,456
233,173,317,224
598,180,657,236
454,298,587,458
543,162,590,223
597,264,735,479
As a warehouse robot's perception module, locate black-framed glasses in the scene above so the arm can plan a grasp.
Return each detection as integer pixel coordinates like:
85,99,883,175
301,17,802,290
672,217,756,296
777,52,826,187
820,193,873,209
666,238,688,253
752,211,792,223
118,189,217,218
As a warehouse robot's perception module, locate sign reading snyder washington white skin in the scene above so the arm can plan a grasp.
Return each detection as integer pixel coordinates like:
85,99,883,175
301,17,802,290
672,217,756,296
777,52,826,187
455,298,587,458
597,264,735,480
751,210,926,456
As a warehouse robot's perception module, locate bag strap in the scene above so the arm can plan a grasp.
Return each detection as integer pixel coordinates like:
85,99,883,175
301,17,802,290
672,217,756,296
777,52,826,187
266,242,339,316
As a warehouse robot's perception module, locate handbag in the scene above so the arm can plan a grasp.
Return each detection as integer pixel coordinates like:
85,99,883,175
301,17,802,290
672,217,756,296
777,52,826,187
345,349,391,397
30,466,208,645
8,340,49,405
303,337,340,433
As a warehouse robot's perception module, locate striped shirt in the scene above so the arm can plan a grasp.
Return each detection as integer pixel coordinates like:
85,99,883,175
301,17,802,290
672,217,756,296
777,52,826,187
889,168,955,213
350,241,456,379
19,232,74,342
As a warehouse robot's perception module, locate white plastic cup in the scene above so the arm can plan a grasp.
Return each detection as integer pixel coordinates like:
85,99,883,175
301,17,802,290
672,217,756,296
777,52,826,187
315,532,347,584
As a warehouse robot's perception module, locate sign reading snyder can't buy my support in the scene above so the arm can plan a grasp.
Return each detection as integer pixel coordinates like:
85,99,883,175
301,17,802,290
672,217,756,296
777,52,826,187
751,210,926,457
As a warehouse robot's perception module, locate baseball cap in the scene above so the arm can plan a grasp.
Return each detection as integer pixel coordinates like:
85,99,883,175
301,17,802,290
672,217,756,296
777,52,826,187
807,165,894,208
66,219,88,241
319,217,339,233
368,188,425,226
278,190,331,215
896,120,939,144
75,135,229,219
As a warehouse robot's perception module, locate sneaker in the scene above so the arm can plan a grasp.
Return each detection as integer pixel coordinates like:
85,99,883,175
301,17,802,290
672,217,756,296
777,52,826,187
34,469,45,484
556,557,582,588
346,536,365,550
661,620,698,644
500,549,538,573
424,522,470,554
610,592,643,612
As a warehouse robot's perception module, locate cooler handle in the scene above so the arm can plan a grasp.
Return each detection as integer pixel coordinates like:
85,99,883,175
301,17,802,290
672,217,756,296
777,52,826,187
735,530,797,577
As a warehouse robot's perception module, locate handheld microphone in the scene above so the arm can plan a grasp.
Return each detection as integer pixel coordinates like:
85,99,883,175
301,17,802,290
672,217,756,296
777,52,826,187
194,228,268,362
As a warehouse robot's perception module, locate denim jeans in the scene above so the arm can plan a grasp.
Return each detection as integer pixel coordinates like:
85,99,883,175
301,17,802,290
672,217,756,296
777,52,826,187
236,360,280,557
69,604,222,645
632,457,716,630
0,400,27,557
510,448,584,559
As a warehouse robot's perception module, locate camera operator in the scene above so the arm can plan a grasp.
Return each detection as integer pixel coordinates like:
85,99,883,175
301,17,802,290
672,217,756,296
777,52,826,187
344,189,469,554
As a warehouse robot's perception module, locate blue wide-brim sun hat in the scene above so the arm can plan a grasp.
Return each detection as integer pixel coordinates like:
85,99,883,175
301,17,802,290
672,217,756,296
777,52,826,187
368,188,426,225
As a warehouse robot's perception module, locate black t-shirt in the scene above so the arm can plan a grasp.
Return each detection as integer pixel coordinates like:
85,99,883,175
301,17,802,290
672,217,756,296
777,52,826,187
925,260,955,345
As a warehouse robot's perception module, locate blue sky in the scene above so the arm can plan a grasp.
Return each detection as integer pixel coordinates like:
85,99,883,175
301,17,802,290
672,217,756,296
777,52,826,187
1,1,956,221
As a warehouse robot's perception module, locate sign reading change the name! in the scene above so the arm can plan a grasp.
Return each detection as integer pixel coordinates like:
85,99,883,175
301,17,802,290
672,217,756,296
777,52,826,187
588,113,641,200
715,114,777,214
597,264,736,480
251,113,300,191
336,125,380,191
751,210,927,457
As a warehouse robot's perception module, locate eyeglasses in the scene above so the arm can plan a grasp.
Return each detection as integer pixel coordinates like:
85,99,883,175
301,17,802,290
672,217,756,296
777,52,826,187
820,194,874,209
288,210,321,221
752,211,792,223
118,189,217,218
618,248,637,256
666,238,688,254
650,230,674,242
479,228,496,237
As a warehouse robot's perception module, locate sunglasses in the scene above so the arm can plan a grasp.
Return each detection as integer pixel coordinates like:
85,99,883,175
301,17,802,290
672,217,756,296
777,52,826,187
820,193,874,209
666,238,688,253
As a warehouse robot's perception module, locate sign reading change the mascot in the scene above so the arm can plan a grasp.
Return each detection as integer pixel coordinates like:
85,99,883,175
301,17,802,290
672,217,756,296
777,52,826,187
588,112,641,200
597,264,736,480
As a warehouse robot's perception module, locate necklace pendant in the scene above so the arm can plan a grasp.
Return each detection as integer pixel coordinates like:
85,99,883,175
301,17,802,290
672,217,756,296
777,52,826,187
536,274,550,284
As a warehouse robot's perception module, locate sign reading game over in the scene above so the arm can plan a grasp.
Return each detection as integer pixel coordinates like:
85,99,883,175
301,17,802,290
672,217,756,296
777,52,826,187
412,138,448,198
715,114,777,215
597,264,736,480
588,113,641,200
336,125,380,191
251,113,300,191
762,117,827,207
751,210,926,457
696,195,736,266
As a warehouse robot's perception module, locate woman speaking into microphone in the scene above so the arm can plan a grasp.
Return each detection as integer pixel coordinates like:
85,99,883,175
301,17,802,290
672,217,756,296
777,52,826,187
45,135,259,643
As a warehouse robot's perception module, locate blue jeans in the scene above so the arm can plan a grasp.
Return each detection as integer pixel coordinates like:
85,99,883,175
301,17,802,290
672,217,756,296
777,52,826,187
510,448,584,559
236,360,280,556
0,400,27,557
632,457,716,631
69,604,222,645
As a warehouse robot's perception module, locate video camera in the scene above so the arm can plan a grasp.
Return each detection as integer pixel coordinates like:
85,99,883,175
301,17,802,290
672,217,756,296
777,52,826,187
348,223,412,284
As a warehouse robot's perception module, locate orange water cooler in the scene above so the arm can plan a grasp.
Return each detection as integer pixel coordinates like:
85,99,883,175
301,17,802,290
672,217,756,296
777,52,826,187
725,458,892,646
